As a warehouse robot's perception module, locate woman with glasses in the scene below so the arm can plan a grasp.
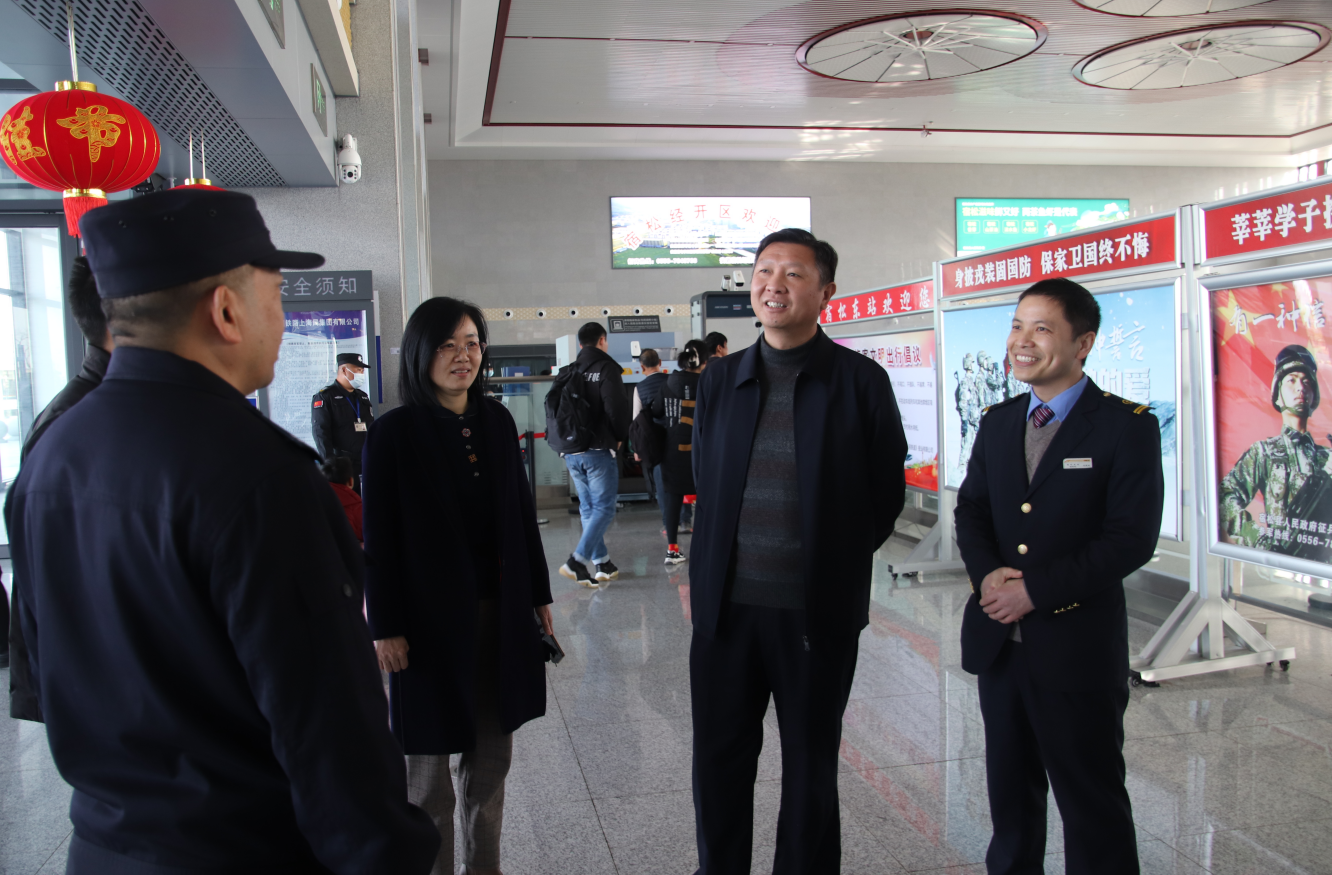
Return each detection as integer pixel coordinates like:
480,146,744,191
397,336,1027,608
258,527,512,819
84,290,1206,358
362,297,554,875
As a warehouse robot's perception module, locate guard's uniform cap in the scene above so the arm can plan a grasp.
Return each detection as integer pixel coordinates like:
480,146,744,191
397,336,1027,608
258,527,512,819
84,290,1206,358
80,189,325,299
337,353,371,369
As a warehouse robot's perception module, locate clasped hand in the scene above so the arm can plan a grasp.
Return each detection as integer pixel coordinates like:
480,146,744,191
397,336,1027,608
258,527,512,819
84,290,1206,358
978,566,1034,624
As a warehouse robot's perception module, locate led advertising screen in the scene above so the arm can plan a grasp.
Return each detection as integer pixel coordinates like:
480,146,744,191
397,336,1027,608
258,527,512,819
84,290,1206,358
1212,274,1332,569
611,196,812,269
833,329,938,492
942,285,1179,537
956,198,1131,256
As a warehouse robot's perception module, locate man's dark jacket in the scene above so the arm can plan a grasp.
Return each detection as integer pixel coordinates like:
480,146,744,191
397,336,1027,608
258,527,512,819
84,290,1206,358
568,345,631,451
954,382,1163,691
689,329,908,641
362,400,553,754
636,370,669,427
5,347,439,874
10,343,111,722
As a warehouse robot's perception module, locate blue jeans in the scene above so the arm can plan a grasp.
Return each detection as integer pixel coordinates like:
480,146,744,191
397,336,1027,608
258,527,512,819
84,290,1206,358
566,449,618,565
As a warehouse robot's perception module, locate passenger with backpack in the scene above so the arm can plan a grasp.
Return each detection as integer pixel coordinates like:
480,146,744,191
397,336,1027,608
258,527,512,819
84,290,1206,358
545,322,631,587
653,340,708,565
630,348,669,506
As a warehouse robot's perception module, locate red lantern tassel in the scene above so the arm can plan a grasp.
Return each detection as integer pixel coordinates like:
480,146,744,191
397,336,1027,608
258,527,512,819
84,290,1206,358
62,189,107,237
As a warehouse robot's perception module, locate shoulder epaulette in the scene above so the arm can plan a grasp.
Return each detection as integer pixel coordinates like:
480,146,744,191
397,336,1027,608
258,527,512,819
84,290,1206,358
981,394,1025,415
1102,391,1153,415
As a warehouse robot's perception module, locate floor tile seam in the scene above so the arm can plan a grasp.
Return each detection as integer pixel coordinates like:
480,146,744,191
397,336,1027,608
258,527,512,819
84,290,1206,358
588,796,628,874
30,828,73,873
1147,811,1332,843
552,689,622,873
840,805,913,873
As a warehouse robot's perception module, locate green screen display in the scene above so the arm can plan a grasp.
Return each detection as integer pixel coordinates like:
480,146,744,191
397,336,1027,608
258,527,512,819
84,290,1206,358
955,198,1131,257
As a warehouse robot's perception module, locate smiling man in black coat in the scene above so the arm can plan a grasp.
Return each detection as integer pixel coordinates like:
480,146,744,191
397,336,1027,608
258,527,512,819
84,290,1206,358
955,278,1163,875
689,228,908,874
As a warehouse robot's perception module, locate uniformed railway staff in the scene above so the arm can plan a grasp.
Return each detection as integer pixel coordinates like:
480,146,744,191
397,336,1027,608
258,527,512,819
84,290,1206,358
1219,344,1332,563
5,189,439,874
955,278,1163,875
313,352,375,488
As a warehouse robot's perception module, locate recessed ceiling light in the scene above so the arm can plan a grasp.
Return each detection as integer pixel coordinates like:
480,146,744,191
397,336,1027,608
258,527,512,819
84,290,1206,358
1075,22,1329,89
798,12,1045,83
1075,0,1274,16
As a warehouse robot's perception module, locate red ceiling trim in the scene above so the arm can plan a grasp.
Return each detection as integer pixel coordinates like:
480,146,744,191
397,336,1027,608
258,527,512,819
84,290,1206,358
481,0,515,126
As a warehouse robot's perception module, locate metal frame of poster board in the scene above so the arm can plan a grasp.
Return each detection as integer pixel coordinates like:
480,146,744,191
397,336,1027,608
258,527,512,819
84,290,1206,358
1198,258,1332,581
937,209,1183,304
1196,177,1332,268
829,323,939,497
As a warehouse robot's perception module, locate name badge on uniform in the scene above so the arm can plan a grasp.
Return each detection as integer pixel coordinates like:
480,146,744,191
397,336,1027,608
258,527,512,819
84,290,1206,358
354,420,368,432
1063,457,1092,469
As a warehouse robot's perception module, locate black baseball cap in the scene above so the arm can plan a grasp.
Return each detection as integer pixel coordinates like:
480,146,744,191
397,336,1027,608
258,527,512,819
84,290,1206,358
337,353,371,369
81,189,325,299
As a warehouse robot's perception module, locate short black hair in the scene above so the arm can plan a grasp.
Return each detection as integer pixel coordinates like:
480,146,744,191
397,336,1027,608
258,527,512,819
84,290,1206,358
639,348,660,369
398,296,490,409
67,257,108,346
703,331,727,357
578,322,606,347
1018,278,1101,340
320,456,354,484
753,228,838,286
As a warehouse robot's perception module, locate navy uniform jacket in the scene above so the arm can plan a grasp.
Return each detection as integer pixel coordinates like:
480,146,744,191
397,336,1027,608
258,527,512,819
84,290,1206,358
689,329,908,641
955,382,1164,691
312,382,374,469
6,348,438,874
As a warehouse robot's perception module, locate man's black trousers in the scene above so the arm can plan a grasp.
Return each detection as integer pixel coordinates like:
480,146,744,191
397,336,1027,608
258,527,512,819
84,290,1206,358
978,640,1138,875
690,604,859,875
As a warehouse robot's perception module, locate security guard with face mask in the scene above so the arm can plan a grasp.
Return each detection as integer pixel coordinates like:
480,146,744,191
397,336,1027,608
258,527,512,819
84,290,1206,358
1220,343,1332,562
312,352,375,489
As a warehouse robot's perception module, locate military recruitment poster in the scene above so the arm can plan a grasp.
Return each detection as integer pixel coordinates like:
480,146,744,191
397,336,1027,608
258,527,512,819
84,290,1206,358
942,285,1179,537
1212,274,1332,567
833,329,938,491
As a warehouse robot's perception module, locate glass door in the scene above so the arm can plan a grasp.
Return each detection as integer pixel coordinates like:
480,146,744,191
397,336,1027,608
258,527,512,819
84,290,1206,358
0,220,75,548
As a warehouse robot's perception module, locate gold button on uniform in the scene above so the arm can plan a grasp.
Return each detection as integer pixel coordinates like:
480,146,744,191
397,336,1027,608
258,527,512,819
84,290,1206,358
1021,503,1031,513
1017,544,1028,555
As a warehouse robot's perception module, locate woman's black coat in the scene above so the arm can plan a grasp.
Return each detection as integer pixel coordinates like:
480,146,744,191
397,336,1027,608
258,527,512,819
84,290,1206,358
652,370,700,496
362,398,552,755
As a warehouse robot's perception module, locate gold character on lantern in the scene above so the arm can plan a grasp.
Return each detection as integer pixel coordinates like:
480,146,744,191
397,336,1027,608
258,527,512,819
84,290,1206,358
0,106,48,164
57,105,127,162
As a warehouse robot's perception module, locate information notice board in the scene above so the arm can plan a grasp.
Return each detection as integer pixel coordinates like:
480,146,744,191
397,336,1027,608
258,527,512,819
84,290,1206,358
833,329,938,492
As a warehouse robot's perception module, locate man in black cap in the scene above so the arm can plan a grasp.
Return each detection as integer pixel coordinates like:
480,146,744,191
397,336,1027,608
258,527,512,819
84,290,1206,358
312,351,374,491
5,188,439,874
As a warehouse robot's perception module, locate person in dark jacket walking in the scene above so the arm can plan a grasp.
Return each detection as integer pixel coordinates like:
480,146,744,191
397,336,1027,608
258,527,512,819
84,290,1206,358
7,257,109,702
556,321,631,587
632,348,668,505
364,297,554,875
689,228,908,874
6,189,440,874
653,342,706,565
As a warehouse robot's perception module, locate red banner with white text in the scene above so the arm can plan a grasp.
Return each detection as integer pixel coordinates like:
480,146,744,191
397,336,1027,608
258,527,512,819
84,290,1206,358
1201,180,1332,263
820,279,934,326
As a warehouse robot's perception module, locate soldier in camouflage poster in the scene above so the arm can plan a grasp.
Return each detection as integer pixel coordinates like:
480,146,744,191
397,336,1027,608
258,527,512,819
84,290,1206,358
1214,276,1332,565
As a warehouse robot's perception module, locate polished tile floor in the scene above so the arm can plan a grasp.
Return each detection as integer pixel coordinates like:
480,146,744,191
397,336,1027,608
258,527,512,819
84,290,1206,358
5,506,1332,873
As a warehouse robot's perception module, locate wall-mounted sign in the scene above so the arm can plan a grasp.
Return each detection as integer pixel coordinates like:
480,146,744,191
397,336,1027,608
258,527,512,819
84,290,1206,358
956,198,1130,256
258,0,284,48
610,196,811,269
280,270,372,302
609,315,661,333
833,328,938,492
820,279,933,325
940,213,1178,299
311,65,328,137
271,310,370,451
1200,179,1332,264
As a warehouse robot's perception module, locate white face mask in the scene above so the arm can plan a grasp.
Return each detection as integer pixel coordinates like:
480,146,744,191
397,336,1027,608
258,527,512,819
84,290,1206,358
347,369,367,392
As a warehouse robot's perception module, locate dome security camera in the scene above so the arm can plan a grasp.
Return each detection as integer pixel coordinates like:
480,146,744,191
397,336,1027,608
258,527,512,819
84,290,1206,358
665,306,675,315
503,309,514,318
732,270,745,288
537,309,546,318
337,134,362,184
633,307,643,316
569,308,579,317
601,308,610,317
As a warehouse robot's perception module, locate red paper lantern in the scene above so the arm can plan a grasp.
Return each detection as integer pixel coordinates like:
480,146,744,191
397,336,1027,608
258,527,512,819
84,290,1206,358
0,81,160,236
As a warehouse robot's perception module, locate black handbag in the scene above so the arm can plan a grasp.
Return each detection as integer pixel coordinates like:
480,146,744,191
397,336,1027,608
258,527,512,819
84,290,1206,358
534,610,564,664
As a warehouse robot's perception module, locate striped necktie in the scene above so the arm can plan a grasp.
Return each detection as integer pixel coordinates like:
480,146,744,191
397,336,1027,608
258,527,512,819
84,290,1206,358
1030,404,1054,429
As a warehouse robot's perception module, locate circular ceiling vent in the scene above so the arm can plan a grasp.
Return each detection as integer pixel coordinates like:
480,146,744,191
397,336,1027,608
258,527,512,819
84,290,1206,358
1075,0,1275,16
797,11,1046,83
1075,22,1329,89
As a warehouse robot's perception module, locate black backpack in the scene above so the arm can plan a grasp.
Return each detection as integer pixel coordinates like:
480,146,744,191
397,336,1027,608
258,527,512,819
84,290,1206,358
545,362,595,454
628,405,666,469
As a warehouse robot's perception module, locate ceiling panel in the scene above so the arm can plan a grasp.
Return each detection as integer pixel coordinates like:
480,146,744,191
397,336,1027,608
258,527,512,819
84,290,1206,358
487,0,1332,139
